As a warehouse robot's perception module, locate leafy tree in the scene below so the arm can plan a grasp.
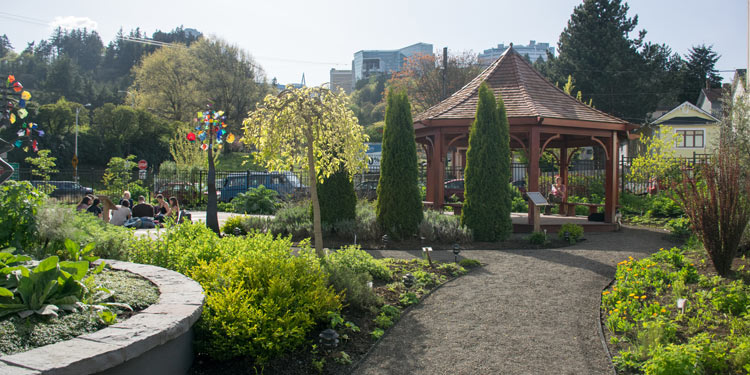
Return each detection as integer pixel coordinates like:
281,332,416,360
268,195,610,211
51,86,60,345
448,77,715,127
101,155,137,195
169,121,211,170
461,83,510,241
388,50,483,114
376,89,423,239
242,87,368,256
350,74,387,126
629,126,681,192
680,45,722,104
25,149,58,195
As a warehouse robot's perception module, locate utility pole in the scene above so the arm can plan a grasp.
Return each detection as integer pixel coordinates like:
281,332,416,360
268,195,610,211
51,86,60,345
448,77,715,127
442,47,448,100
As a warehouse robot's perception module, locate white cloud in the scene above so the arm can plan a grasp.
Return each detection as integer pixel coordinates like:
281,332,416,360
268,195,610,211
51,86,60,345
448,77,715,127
50,16,98,31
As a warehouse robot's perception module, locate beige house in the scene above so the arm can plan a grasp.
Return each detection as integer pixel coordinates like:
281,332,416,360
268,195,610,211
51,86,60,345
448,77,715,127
650,101,720,158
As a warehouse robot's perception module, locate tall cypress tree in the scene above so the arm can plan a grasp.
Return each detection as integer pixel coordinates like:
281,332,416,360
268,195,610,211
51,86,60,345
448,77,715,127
376,89,423,239
317,167,356,226
461,83,509,241
496,95,512,238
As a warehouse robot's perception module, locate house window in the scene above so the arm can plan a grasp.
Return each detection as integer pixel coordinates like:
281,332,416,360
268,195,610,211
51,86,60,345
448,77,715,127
676,130,704,148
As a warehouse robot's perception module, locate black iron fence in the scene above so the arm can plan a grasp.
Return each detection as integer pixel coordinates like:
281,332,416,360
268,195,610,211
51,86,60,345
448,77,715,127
9,152,714,205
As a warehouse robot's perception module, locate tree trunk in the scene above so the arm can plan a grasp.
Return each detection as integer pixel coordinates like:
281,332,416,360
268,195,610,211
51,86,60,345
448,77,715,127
306,133,324,257
206,126,220,234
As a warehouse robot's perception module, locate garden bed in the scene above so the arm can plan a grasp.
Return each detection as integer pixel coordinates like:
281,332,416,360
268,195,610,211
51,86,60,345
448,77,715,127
188,257,480,374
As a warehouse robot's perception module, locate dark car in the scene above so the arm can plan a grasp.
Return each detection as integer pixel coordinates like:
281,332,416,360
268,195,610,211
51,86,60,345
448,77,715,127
511,179,527,194
444,179,464,202
31,180,93,200
220,172,306,202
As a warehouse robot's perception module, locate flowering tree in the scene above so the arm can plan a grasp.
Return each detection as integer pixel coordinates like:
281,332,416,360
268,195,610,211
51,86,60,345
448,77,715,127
242,87,368,256
629,126,681,192
187,108,236,233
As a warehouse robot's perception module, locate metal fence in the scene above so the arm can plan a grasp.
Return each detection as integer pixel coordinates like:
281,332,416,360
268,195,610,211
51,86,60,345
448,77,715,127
9,152,714,205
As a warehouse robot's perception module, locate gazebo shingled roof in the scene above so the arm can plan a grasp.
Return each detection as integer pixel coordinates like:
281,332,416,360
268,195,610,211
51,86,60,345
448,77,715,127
414,47,635,230
415,47,630,127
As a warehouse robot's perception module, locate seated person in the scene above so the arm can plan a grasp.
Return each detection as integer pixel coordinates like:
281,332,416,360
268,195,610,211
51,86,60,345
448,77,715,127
119,190,134,209
132,195,155,218
168,197,181,222
109,200,132,226
76,196,91,212
87,198,102,218
545,176,567,214
153,194,171,222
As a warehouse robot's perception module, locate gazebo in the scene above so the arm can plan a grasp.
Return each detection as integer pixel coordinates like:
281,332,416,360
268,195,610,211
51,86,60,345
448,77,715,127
414,47,638,229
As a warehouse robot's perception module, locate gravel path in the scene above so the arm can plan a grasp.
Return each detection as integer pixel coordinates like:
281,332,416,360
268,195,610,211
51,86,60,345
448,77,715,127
354,226,673,375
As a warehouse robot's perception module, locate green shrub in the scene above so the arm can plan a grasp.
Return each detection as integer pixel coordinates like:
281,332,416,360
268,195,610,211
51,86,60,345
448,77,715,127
376,89,423,239
461,83,511,241
558,223,584,244
232,185,278,215
326,246,391,281
648,193,683,218
666,217,692,240
643,343,702,375
418,210,472,243
221,216,249,236
526,231,547,245
191,237,341,362
619,192,651,216
316,168,356,226
271,201,312,239
398,291,419,306
459,258,481,268
126,183,150,204
374,313,393,329
729,335,750,371
355,200,381,241
437,262,465,276
324,260,380,310
0,181,45,252
380,304,400,320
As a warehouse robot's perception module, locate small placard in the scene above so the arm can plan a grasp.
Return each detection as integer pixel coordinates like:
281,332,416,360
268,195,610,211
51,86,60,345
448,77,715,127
422,247,433,252
526,192,550,206
138,169,147,180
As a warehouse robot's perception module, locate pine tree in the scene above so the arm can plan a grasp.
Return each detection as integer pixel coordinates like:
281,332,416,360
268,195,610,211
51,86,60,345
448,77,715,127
461,83,510,241
680,44,722,104
317,167,356,226
376,89,423,239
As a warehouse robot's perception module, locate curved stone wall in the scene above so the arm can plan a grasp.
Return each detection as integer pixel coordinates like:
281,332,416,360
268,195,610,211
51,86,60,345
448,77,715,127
0,260,204,375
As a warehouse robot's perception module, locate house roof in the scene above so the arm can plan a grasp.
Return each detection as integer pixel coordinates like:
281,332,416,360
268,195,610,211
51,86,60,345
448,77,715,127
414,47,629,126
650,101,719,125
699,87,723,104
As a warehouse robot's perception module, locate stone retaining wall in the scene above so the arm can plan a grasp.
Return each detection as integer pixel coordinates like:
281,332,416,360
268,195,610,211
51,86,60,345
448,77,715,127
0,260,204,375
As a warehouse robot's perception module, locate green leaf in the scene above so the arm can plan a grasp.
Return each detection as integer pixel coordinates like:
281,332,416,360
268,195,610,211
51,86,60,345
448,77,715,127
92,261,106,275
59,261,89,281
64,239,79,260
99,310,117,325
35,304,60,317
33,256,59,273
0,287,13,298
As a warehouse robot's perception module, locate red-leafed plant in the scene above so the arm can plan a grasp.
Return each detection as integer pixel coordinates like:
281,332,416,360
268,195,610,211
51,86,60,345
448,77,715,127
674,141,750,276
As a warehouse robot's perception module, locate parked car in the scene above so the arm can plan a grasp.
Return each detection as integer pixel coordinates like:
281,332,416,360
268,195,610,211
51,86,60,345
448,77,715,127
30,180,93,199
444,179,464,202
220,172,306,202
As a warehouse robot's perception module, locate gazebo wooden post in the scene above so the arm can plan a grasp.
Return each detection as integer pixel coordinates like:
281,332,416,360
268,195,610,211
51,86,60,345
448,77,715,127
527,127,540,226
604,132,619,223
430,130,445,208
560,140,568,215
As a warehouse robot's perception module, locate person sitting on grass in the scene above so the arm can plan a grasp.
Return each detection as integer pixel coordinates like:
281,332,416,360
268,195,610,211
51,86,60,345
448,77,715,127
119,190,133,209
110,200,132,226
76,196,91,212
132,195,154,218
154,194,170,223
87,198,102,218
168,197,180,222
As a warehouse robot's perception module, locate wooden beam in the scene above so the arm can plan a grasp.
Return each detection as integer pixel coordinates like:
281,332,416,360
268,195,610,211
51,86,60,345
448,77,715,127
605,132,619,223
590,136,609,160
527,127,540,227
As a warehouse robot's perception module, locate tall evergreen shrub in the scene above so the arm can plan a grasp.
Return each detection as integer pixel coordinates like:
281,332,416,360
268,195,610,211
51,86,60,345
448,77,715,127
461,82,511,241
317,167,357,226
376,89,423,239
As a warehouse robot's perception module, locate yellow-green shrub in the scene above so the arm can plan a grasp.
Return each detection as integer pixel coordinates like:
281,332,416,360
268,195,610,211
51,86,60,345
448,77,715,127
190,237,341,362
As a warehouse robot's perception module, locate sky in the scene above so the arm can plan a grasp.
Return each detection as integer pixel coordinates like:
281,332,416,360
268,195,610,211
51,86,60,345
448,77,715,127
2,0,747,87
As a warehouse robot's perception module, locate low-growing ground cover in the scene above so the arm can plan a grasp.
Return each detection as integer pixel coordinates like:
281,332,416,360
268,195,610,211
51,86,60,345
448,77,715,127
602,242,750,374
0,268,158,356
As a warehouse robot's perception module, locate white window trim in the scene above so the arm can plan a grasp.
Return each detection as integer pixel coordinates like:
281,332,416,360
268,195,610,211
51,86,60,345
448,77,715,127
674,128,706,149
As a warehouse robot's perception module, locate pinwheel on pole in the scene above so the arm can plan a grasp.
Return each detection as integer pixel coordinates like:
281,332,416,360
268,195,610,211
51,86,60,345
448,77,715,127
1,75,44,184
187,106,236,233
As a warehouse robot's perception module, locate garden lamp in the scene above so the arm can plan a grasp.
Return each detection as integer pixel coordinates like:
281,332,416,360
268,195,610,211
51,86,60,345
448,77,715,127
382,234,390,249
319,329,339,351
564,231,571,243
453,243,461,263
233,227,241,236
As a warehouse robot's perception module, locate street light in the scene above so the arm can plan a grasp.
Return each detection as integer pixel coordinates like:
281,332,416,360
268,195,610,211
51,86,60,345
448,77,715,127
74,103,91,182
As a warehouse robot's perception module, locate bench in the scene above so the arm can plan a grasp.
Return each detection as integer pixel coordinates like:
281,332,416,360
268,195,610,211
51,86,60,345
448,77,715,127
564,202,604,217
422,201,435,210
444,202,463,215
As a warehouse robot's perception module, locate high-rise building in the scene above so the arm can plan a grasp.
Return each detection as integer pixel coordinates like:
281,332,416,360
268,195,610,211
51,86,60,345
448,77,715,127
478,40,554,66
352,42,433,82
330,68,354,94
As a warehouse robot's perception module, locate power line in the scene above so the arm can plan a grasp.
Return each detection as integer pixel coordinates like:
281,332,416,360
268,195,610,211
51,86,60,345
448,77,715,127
0,12,50,27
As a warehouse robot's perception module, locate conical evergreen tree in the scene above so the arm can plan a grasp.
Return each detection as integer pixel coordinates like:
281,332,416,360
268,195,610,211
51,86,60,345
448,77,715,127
461,83,510,241
317,166,356,226
376,89,423,239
